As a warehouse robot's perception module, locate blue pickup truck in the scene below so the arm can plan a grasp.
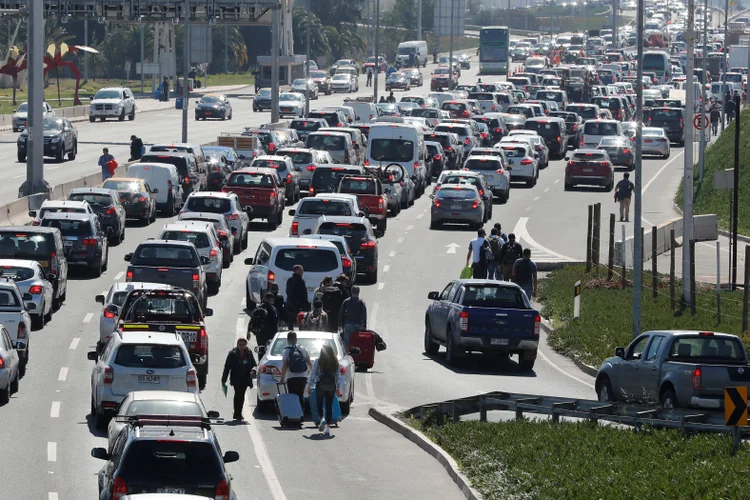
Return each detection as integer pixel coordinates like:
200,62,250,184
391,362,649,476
424,279,541,370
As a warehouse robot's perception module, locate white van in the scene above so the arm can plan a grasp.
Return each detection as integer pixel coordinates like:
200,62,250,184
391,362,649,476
366,120,429,196
396,40,428,67
347,101,379,123
126,163,184,215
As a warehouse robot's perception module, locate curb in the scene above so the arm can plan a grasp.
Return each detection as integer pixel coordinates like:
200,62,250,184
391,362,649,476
674,202,750,244
368,406,483,500
540,322,598,377
536,260,585,272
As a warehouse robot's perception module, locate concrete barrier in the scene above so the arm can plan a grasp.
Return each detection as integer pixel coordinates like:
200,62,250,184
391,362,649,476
3,197,32,226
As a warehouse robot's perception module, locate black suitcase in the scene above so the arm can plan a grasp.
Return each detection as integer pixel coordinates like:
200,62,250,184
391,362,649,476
275,382,303,428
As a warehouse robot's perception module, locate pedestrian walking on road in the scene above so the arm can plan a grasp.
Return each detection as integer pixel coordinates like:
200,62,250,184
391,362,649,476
221,337,257,421
499,233,523,282
726,96,736,124
301,299,328,331
513,248,538,301
486,228,504,280
285,265,310,328
386,91,396,104
433,45,439,64
339,285,367,347
161,76,170,102
615,173,635,222
98,148,115,181
466,228,491,279
710,106,720,135
307,342,339,436
279,331,312,412
129,135,144,161
366,66,373,87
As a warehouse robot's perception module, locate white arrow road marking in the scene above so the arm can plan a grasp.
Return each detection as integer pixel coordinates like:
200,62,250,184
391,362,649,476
513,217,576,262
446,243,461,254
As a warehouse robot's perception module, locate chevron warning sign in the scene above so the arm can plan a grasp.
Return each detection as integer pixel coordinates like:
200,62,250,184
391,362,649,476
724,387,748,426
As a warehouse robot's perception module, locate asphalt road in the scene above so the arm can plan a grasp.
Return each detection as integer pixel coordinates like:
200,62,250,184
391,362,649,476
0,54,704,500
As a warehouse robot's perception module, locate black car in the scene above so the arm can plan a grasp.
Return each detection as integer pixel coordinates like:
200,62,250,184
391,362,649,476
386,73,410,91
317,217,382,283
91,415,239,499
253,88,272,112
471,115,506,143
309,165,366,195
523,117,568,158
401,68,424,87
68,187,127,244
101,178,157,224
40,212,108,277
195,94,233,120
425,142,446,178
290,117,330,141
425,132,463,170
17,118,78,163
647,106,686,146
549,111,583,149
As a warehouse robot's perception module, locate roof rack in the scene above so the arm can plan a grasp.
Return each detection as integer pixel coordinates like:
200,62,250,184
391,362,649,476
119,414,213,429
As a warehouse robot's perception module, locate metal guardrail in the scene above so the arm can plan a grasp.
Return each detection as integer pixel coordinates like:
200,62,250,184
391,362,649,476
406,391,750,439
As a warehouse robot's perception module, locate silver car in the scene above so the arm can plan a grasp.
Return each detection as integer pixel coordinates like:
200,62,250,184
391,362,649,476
0,324,20,404
497,141,539,187
641,126,671,158
12,101,54,132
255,330,356,414
0,259,54,330
463,153,511,203
278,92,306,118
430,183,485,229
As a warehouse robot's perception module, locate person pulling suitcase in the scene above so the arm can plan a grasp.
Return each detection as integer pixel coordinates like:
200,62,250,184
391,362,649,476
306,343,340,436
279,331,312,412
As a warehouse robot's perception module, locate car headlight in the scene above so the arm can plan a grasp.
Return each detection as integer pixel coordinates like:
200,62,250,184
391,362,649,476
89,104,95,110
51,136,60,143
114,103,123,109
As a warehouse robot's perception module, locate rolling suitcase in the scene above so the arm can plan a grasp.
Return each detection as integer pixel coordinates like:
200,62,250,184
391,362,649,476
275,382,303,428
348,330,376,371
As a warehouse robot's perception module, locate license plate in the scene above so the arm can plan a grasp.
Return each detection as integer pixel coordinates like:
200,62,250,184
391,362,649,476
157,488,185,494
205,112,212,115
64,241,73,248
645,139,653,143
491,338,509,345
138,375,160,384
583,168,594,173
450,204,462,209
180,332,197,343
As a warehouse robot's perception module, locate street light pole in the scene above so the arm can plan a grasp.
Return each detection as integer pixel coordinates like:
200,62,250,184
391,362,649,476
449,0,455,72
271,6,280,124
683,1,698,308
84,19,89,81
722,0,729,130
633,0,644,338
699,0,708,182
140,23,145,94
305,0,311,118
417,0,423,40
374,0,380,103
182,0,190,143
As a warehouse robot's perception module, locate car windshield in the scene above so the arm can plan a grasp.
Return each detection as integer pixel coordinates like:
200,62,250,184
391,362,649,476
120,441,221,482
16,103,28,112
292,121,322,131
437,188,476,199
306,135,345,150
274,248,339,272
131,245,199,267
584,122,619,135
257,89,272,97
292,79,307,86
185,197,231,213
297,199,352,216
280,93,303,101
369,138,414,162
161,231,210,249
102,180,142,192
94,90,123,100
270,336,339,357
43,120,63,131
435,68,450,75
0,266,34,281
200,96,221,104
461,284,527,308
310,71,327,79
41,219,93,237
339,178,377,194
0,233,51,260
667,336,746,363
125,400,203,416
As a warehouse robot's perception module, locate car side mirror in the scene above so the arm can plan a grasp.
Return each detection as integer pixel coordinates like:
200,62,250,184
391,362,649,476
201,256,210,265
87,351,99,361
564,157,570,161
95,294,105,304
354,143,360,150
207,410,220,419
223,451,240,463
152,188,159,193
427,291,439,300
124,253,132,262
91,447,109,460
357,211,366,218
244,257,254,265
615,346,625,358
288,209,296,216
204,308,213,317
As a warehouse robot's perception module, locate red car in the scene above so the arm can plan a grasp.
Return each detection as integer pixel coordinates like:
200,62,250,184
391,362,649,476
431,66,457,91
222,168,286,228
564,149,614,191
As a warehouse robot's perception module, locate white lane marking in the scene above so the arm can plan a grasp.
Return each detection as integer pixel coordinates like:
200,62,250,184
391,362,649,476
377,283,385,290
244,413,288,500
47,166,59,171
397,236,405,244
383,265,390,273
416,213,424,219
69,338,80,350
50,401,61,418
514,217,576,261
544,187,550,192
554,179,560,184
47,442,57,462
83,313,94,323
12,174,24,179
58,367,68,382
537,349,595,389
533,196,540,202
642,149,683,195
114,271,125,280
48,494,58,500
446,242,460,254
235,317,246,341
407,224,414,230
241,297,246,308
389,250,396,258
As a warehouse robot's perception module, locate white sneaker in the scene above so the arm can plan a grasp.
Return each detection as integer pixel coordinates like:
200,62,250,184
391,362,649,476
319,419,326,432
324,425,331,436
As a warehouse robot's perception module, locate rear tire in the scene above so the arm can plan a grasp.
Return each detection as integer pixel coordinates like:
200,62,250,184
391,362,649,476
0,382,9,405
424,320,439,355
445,329,460,366
10,371,18,394
197,370,207,391
660,388,679,409
31,314,43,330
518,355,536,372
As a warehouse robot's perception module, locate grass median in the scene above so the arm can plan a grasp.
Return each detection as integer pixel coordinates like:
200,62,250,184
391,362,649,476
412,418,750,499
537,264,746,368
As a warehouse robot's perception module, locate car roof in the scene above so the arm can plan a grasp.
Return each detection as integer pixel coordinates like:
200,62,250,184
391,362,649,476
0,226,58,234
40,200,89,208
262,237,339,249
456,279,522,287
0,259,39,268
126,390,202,402
573,148,606,154
69,187,115,195
466,155,502,162
41,212,95,221
118,331,184,345
105,177,145,184
234,167,278,176
319,215,370,225
137,240,196,248
187,191,233,199
110,282,173,293
162,221,213,233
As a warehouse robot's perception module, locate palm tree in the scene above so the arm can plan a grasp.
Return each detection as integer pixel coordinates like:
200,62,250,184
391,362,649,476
324,26,365,62
292,8,330,63
211,26,248,72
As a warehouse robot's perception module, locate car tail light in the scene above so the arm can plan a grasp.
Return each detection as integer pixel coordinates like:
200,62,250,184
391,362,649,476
200,327,208,350
168,179,173,188
306,165,316,171
215,479,230,500
692,367,701,390
291,221,299,235
105,206,116,215
103,366,114,384
623,148,630,154
260,364,282,375
104,308,117,319
364,159,370,166
520,158,533,165
434,199,441,207
126,271,133,281
192,273,200,292
138,196,147,202
572,124,578,130
341,256,352,269
218,230,228,238
112,477,127,499
361,240,376,248
226,213,239,220
464,138,471,145
267,270,275,282
471,200,479,209
83,237,97,246
444,146,452,151
434,154,442,161
496,168,505,174
17,322,26,341
494,127,501,133
187,368,197,388
339,365,347,375
0,357,4,369
287,173,292,181
534,314,541,337
463,110,469,117
184,176,190,183
344,151,350,163
680,118,684,127
29,284,43,294
32,220,40,226
556,136,561,142
459,311,468,332
209,249,217,257
268,143,276,152
580,137,584,146
480,133,488,139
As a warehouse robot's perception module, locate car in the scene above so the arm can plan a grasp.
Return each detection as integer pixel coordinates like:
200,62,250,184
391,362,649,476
564,148,615,191
12,101,54,132
140,151,205,200
278,92,306,118
244,237,344,308
549,110,583,149
249,154,302,203
640,126,671,158
596,135,635,169
309,70,333,95
0,324,19,404
17,117,78,163
434,122,478,159
127,163,184,215
330,58,359,76
289,117,330,142
426,141,447,178
0,277,30,375
505,133,549,169
431,66,457,91
255,330,356,413
425,131,464,169
88,330,200,428
89,87,136,122
386,72,411,91
180,192,250,254
101,177,157,224
463,154,511,203
253,88,273,111
222,168,285,228
646,106,685,146
0,259,53,330
432,170,492,221
314,215,382,282
303,234,357,284
331,73,358,93
194,93,232,121
40,212,109,277
29,200,94,226
147,142,211,183
289,193,365,237
430,183,485,230
440,100,472,119
178,212,235,267
401,68,424,87
158,221,224,293
496,141,539,187
275,147,332,192
362,55,388,73
367,120,429,195
306,131,358,167
458,53,471,69
290,78,319,99
580,119,623,148
202,145,243,171
91,413,238,498
67,187,126,244
204,157,232,192
308,108,348,128
523,117,568,158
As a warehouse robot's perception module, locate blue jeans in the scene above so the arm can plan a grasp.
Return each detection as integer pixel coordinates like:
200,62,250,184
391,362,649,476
487,260,500,279
521,285,533,301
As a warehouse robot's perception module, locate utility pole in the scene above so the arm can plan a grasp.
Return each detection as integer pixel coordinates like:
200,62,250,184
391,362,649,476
84,20,89,81
683,1,698,308
21,0,45,197
722,0,729,130
182,0,190,143
613,0,618,45
449,0,455,72
417,0,423,40
367,0,371,56
140,23,145,94
699,0,708,181
305,0,311,117
633,0,645,338
271,6,280,124
374,0,380,102
732,95,741,289
224,25,228,73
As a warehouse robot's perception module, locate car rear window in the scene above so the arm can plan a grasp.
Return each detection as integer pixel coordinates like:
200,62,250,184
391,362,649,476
141,155,189,176
39,207,87,218
112,291,130,307
68,193,113,206
584,122,619,136
650,109,682,120
185,197,231,214
468,93,494,101
464,158,502,171
114,344,186,368
318,222,368,239
442,175,480,188
437,188,476,199
441,102,467,111
41,218,93,237
291,121,323,132
339,178,377,194
435,125,470,137
123,294,199,323
369,138,414,162
309,112,340,126
461,284,527,307
279,151,313,164
411,108,438,118
500,146,527,158
253,159,287,171
274,248,339,272
161,231,210,249
0,233,52,259
102,180,142,192
0,266,34,281
125,400,202,416
524,121,561,134
297,199,353,216
246,131,272,145
306,134,345,150
120,441,220,482
667,336,746,363
536,91,562,102
0,288,21,308
573,152,607,161
227,172,274,187
568,106,597,119
132,245,199,267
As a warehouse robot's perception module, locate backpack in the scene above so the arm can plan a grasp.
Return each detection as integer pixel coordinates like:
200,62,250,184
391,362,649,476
479,240,493,264
318,369,336,392
514,258,533,285
303,311,325,331
287,345,308,373
502,242,522,264
250,307,267,331
488,235,503,259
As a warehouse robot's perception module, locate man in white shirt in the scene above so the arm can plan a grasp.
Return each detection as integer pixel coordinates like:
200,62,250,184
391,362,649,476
465,228,488,279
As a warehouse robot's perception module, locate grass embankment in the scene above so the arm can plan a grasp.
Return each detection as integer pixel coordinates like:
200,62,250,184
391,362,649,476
676,112,750,235
412,418,750,499
537,264,747,368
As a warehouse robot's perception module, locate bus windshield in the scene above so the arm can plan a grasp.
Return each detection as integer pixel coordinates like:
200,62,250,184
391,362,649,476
479,27,509,64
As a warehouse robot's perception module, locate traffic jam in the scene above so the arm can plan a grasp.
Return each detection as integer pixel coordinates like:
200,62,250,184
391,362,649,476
0,2,741,494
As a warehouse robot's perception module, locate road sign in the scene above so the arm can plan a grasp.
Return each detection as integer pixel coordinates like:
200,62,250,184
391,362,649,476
693,114,708,130
693,113,709,141
724,386,748,426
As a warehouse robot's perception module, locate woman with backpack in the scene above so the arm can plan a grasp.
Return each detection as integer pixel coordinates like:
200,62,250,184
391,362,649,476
301,299,328,331
307,343,339,435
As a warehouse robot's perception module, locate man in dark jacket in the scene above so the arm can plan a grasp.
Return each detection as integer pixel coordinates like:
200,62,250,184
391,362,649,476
500,233,523,282
339,285,367,347
129,135,144,161
285,264,309,328
221,337,257,420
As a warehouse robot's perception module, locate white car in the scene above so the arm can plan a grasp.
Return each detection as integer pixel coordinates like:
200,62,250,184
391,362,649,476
12,101,54,132
181,192,250,254
244,237,344,308
0,324,20,404
0,278,30,375
640,127,671,158
0,259,53,330
255,330,356,414
331,73,358,93
289,194,365,237
88,87,136,122
29,199,94,226
94,282,172,352
278,92,306,118
158,221,224,293
88,330,199,429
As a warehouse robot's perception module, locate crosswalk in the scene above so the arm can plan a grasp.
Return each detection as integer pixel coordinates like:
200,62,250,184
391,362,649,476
512,217,578,264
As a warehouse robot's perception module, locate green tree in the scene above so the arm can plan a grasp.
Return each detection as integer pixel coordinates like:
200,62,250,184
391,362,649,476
292,8,331,62
312,0,365,28
211,26,249,72
324,26,366,62
93,25,151,79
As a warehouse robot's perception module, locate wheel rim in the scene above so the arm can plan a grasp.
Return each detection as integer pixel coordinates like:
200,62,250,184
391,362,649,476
662,396,674,409
599,385,610,401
